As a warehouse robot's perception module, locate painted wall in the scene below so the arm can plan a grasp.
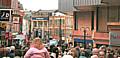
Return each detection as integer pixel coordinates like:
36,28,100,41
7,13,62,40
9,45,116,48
77,12,92,31
98,7,108,32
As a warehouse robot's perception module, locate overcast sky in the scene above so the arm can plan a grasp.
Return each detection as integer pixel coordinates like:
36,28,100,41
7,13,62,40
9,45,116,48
18,0,58,11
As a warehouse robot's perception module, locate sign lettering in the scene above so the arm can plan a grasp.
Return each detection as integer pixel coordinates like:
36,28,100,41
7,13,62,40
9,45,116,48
0,10,10,21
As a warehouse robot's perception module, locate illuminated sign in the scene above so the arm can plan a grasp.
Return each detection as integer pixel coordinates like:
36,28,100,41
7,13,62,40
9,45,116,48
0,10,10,21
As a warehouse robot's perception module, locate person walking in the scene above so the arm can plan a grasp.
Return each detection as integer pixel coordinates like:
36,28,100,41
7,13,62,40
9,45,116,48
24,37,50,58
99,51,105,58
8,46,15,58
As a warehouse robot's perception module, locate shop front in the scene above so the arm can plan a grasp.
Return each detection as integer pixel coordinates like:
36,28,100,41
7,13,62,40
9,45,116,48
93,32,109,48
74,38,93,48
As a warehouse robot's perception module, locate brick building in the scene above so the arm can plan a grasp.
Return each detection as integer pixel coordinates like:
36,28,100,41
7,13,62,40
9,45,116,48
49,12,73,43
0,0,24,46
59,0,120,47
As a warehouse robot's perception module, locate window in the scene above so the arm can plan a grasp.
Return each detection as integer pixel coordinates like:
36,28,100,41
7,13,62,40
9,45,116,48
61,19,65,24
44,21,47,27
55,20,58,26
49,20,52,26
38,21,42,27
55,29,59,35
33,21,37,27
109,7,119,22
66,18,72,27
61,29,64,36
49,29,52,36
54,19,60,26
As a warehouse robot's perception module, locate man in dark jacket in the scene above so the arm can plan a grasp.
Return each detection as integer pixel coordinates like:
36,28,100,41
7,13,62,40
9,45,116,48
53,46,59,58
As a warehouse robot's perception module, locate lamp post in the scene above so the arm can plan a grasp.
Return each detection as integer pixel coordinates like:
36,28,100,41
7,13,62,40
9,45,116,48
29,16,32,40
81,27,89,49
48,13,50,40
83,29,86,49
59,15,62,46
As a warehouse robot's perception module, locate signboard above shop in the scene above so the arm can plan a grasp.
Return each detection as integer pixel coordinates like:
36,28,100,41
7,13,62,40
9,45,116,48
109,32,120,46
32,17,48,20
0,10,10,21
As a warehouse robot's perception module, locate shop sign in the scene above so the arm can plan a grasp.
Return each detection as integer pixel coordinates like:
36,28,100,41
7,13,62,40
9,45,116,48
0,10,10,21
109,32,120,46
32,17,48,20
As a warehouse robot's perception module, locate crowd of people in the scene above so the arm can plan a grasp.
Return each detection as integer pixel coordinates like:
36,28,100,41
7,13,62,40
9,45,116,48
49,44,120,58
23,37,120,58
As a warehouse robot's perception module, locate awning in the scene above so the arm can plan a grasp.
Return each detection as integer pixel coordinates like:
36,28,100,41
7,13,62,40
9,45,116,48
74,38,93,43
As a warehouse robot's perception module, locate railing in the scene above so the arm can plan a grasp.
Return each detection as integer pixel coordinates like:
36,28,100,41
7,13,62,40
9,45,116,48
107,22,120,26
73,0,101,6
93,32,109,39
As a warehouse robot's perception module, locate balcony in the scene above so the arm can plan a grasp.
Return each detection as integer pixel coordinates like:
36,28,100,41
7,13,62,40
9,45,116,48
93,32,109,40
72,30,92,40
107,22,120,26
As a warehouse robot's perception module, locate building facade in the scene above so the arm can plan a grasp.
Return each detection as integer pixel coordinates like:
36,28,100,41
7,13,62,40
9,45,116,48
49,12,74,43
0,0,24,46
31,10,53,40
31,10,74,43
22,11,32,42
73,0,120,47
59,0,120,47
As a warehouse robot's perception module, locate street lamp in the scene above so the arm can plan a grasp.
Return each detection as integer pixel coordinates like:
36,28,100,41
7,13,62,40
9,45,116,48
59,15,62,46
80,27,89,49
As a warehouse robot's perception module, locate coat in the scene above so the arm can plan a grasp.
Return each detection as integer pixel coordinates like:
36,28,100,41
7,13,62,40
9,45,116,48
24,47,50,58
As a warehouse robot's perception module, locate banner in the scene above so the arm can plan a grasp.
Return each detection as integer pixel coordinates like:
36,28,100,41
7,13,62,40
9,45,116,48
109,32,120,46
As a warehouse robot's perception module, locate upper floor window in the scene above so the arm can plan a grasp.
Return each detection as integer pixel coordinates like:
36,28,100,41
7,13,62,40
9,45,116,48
108,7,119,22
33,21,37,27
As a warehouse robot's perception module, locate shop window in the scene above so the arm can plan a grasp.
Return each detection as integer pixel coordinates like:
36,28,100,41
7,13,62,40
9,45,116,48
38,21,42,27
